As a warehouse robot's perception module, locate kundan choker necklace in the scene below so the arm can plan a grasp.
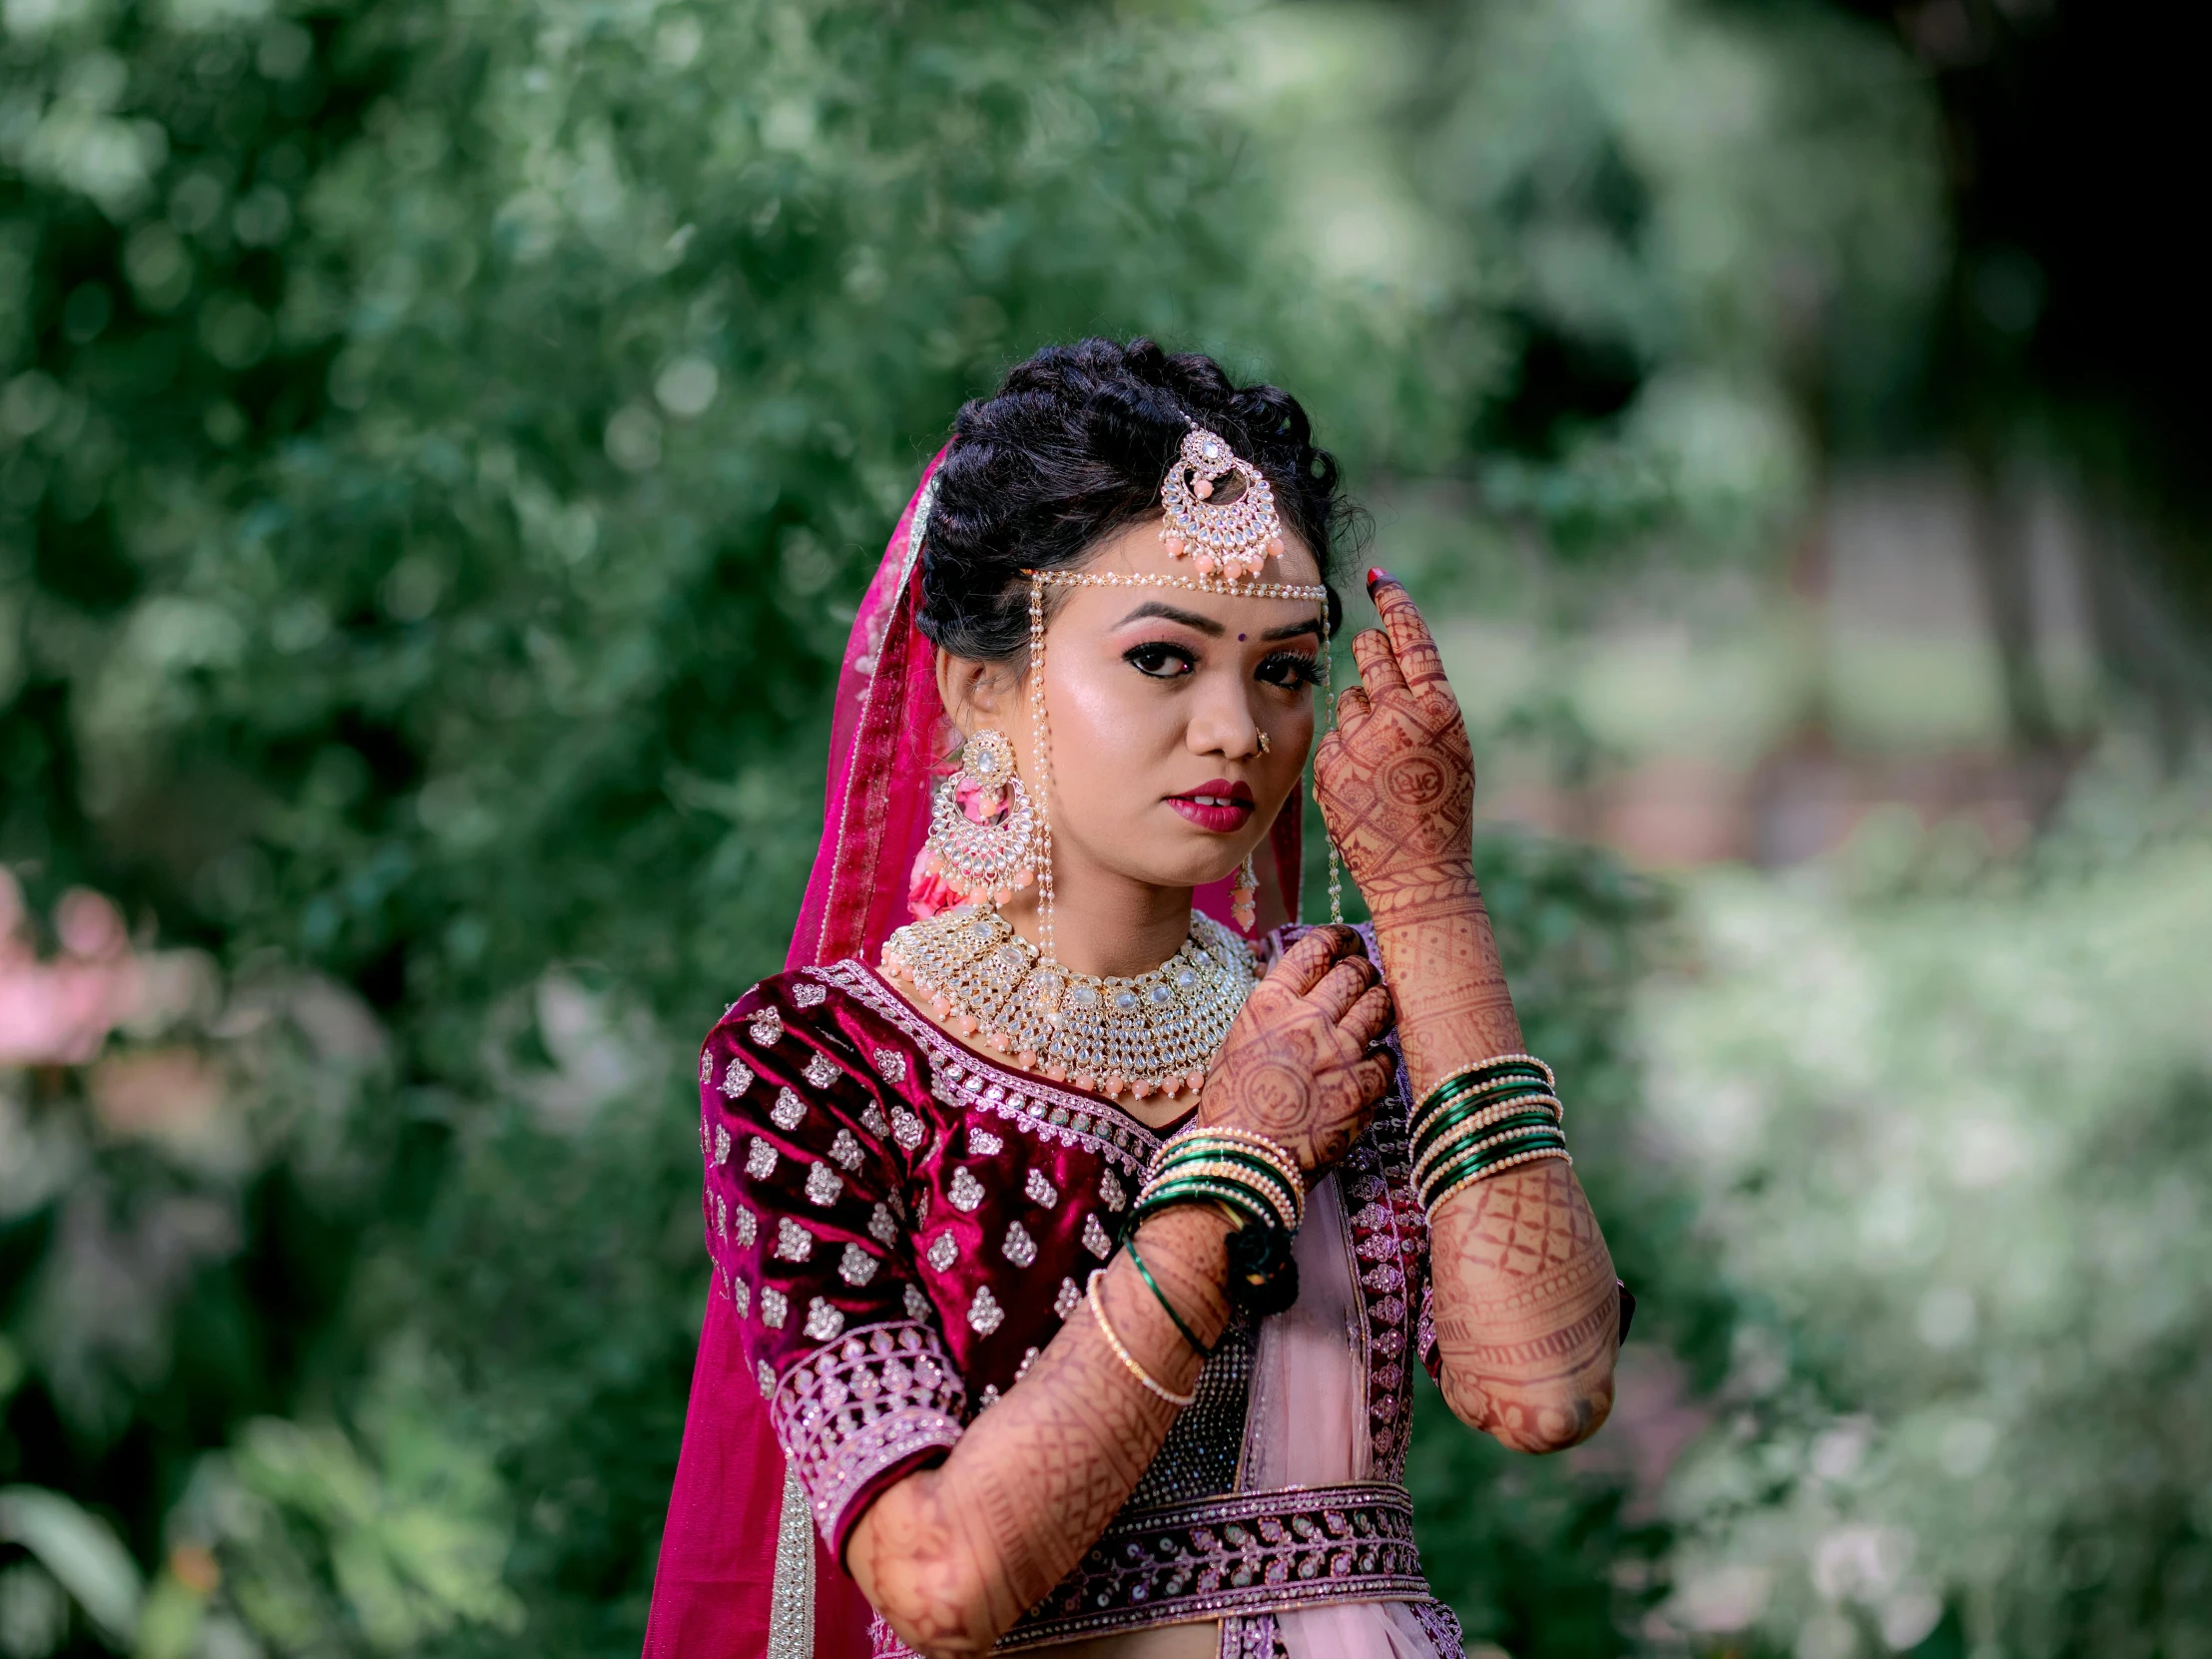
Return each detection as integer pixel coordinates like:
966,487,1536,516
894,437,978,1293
880,904,1256,1100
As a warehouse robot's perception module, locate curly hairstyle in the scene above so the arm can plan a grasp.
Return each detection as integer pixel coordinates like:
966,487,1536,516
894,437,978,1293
916,338,1357,662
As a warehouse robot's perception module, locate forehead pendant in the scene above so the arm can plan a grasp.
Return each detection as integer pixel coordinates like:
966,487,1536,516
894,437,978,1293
1159,425,1287,582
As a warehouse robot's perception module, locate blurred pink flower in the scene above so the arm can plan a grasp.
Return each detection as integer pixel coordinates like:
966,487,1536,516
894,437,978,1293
0,872,150,1065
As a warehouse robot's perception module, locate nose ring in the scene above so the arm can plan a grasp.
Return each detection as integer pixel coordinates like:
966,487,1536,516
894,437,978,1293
1256,732,1272,756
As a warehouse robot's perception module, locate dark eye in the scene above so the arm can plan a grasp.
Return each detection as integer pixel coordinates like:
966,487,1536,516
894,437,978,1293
1124,641,1197,679
1258,651,1322,690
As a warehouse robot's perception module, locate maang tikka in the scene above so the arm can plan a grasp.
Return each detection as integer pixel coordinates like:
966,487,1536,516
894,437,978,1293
918,728,1038,906
1159,424,1287,581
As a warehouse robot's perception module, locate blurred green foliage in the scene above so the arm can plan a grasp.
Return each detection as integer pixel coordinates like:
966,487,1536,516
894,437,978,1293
13,4,2177,1659
1641,772,2212,1659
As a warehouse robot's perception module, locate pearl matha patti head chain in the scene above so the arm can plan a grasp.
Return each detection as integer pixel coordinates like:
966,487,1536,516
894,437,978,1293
880,429,1348,1101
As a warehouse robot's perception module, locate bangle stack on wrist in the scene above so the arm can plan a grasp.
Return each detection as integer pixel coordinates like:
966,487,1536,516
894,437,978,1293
1410,1053,1571,1212
1133,1125,1304,1317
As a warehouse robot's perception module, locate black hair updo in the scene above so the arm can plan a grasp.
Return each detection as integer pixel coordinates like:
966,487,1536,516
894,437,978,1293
916,338,1356,662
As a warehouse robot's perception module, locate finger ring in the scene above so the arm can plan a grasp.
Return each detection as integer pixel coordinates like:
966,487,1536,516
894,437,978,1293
1257,731,1272,755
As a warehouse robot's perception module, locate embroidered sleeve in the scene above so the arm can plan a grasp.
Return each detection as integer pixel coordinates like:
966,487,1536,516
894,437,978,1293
698,973,960,1555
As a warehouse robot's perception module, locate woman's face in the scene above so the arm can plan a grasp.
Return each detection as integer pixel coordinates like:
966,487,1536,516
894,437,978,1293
944,518,1326,903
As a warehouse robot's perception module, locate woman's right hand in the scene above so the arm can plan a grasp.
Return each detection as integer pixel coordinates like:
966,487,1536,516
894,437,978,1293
1196,925,1395,1175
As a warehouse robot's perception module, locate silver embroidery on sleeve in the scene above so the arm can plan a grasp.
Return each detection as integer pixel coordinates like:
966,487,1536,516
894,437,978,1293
699,1052,713,1086
732,1205,758,1248
805,1163,842,1206
761,1288,789,1329
925,1232,957,1273
750,1005,784,1047
722,1058,755,1098
1054,1277,1081,1319
867,1202,898,1245
829,1128,865,1170
903,1283,931,1322
1099,1170,1127,1211
746,1139,780,1179
859,1101,890,1138
769,1320,966,1547
731,1278,751,1317
872,1047,908,1083
804,1297,845,1342
969,1127,1003,1157
838,1244,879,1286
1081,1213,1113,1258
1002,1222,1037,1268
890,1108,924,1151
771,1088,807,1131
713,1124,732,1166
792,981,829,1008
805,1053,839,1089
1024,1169,1059,1208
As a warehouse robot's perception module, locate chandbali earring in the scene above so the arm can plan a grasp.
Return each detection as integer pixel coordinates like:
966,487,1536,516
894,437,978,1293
1160,425,1286,581
918,729,1038,907
1232,851,1260,933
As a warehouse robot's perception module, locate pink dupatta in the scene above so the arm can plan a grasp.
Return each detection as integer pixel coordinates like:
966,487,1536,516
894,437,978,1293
643,450,1307,1659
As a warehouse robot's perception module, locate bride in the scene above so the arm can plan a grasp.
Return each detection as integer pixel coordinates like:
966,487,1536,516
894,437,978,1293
643,339,1623,1659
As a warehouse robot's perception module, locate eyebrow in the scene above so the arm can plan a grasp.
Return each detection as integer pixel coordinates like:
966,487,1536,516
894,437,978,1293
1115,601,1325,644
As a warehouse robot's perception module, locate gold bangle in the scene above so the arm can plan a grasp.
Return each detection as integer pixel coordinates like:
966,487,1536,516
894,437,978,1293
1426,1145,1573,1213
1086,1270,1195,1408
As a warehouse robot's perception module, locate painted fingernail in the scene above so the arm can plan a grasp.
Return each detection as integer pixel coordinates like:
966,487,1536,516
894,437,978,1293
1366,567,1390,590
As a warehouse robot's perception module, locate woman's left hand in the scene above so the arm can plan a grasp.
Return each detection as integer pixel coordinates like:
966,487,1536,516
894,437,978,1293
1314,573,1476,916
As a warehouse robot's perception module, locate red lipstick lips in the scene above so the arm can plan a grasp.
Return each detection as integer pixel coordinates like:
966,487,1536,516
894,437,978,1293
1167,779,1256,833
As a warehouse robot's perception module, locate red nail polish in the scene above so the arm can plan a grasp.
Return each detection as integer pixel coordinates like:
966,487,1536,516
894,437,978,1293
1366,567,1389,589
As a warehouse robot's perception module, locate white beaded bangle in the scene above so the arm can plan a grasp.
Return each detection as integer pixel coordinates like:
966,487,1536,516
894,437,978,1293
1087,1269,1196,1408
1410,1098,1564,1187
1426,1145,1574,1213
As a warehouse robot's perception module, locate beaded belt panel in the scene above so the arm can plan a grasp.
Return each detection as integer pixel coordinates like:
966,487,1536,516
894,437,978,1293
995,1482,1430,1650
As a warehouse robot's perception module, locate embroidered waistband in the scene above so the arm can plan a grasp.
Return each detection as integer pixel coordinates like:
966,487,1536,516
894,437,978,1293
996,1481,1430,1650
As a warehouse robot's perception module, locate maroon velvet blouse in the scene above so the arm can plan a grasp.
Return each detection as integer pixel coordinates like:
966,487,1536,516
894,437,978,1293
695,949,1447,1576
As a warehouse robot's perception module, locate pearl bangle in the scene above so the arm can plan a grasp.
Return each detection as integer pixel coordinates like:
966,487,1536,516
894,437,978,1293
1087,1269,1195,1407
1425,1144,1573,1212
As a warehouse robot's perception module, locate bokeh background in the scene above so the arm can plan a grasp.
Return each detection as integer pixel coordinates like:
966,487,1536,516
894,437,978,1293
4,3,2209,1658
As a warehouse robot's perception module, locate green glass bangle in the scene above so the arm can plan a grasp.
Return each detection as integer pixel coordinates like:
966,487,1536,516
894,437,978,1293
1425,1142,1572,1211
1413,1102,1561,1179
1420,1059,1552,1113
1418,1128,1568,1207
1412,1109,1565,1186
1138,1165,1297,1233
1418,1121,1566,1194
1411,1074,1555,1141
1134,1177,1277,1234
1151,1147,1303,1224
1419,1062,1549,1105
1127,1239,1214,1360
1411,1085,1561,1164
